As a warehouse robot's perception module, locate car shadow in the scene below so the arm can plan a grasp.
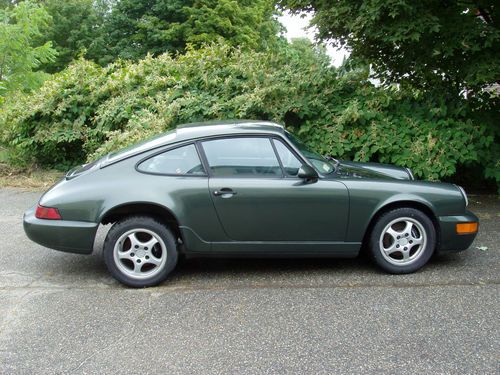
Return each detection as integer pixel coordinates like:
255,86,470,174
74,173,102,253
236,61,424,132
85,223,471,285
29,238,469,288
176,256,372,276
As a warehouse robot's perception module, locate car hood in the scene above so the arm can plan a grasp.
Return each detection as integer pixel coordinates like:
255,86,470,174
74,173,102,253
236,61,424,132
334,160,413,180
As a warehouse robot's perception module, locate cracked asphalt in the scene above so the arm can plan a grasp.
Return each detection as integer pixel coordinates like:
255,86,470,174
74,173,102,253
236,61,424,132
0,188,499,374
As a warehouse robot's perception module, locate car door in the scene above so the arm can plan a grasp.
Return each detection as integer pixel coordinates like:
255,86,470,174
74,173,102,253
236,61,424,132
135,143,225,250
201,136,349,242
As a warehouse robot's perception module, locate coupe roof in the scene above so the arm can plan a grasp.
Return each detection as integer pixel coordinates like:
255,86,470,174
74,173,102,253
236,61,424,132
176,119,284,137
104,120,285,166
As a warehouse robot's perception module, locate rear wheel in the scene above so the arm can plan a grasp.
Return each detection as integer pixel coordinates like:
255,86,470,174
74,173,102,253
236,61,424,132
103,216,178,287
369,208,436,274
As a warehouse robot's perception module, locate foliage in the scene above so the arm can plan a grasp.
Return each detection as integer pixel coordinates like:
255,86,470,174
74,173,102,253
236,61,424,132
297,81,497,182
36,0,109,73
97,0,282,65
0,0,20,7
0,1,57,99
3,0,280,71
279,0,500,101
0,41,497,189
182,0,281,50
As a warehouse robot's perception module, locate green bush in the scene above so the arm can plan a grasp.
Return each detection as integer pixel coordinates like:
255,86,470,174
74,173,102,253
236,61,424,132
0,41,497,188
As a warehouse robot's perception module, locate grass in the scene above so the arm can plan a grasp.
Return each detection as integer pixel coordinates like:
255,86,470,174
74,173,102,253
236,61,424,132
0,163,63,190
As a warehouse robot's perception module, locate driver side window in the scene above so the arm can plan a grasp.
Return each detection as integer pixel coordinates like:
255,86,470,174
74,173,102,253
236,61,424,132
202,137,282,177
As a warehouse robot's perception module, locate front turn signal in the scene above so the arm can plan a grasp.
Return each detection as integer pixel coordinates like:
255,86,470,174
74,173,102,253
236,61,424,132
456,222,478,235
35,205,62,220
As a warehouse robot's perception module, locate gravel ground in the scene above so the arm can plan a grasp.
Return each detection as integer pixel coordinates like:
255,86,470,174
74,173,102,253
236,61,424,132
0,189,498,374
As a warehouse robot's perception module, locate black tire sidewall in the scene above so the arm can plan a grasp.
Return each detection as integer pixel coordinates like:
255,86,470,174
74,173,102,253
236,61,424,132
103,216,178,287
369,208,436,274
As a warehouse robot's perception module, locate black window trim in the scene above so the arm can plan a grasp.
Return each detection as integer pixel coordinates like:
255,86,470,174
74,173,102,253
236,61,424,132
282,130,334,178
270,137,307,179
135,141,208,177
198,135,287,179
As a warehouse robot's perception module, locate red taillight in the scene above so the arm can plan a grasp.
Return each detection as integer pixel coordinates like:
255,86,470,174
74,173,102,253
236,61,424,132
35,205,62,220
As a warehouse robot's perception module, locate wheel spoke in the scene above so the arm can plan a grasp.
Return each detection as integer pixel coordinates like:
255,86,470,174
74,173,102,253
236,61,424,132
411,237,423,246
118,249,133,260
386,227,400,240
402,221,414,237
127,232,141,249
143,237,159,249
402,250,410,260
145,255,161,266
132,261,143,275
383,242,398,255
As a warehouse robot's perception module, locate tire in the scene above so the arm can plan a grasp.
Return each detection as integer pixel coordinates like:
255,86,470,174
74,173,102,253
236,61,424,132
103,215,178,287
368,208,436,274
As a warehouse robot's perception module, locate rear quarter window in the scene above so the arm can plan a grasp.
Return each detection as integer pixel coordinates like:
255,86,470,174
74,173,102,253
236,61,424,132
137,144,205,175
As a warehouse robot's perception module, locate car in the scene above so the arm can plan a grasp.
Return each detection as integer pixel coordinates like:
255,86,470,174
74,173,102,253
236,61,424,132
23,120,479,287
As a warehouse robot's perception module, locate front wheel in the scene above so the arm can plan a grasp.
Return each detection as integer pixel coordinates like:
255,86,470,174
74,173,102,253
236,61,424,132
369,208,436,274
103,216,178,287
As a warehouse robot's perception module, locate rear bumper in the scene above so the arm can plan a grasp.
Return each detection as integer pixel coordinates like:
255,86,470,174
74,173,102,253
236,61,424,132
437,211,479,253
23,206,98,254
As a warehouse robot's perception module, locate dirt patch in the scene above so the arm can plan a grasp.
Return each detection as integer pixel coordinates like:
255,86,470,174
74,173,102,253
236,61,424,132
0,164,62,190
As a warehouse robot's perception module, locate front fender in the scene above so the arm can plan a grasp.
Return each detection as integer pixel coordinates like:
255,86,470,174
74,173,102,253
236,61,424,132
368,193,437,223
344,180,464,242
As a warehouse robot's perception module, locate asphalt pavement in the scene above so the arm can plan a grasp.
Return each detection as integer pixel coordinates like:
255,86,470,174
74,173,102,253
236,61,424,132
0,188,498,374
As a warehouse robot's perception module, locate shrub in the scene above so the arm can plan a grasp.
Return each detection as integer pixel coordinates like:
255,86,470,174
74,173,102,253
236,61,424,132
0,41,497,188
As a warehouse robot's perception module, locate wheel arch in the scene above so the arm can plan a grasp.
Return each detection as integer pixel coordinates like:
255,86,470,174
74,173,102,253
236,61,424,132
361,200,440,250
100,202,184,243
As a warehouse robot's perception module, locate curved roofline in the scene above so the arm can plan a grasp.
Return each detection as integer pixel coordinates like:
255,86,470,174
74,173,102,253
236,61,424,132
102,120,286,167
176,119,283,129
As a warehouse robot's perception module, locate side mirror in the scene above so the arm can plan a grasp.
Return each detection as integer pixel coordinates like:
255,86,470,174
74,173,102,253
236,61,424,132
297,164,318,181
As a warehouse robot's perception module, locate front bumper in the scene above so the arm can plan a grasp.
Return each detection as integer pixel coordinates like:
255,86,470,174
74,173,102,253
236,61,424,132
438,210,479,253
23,206,98,254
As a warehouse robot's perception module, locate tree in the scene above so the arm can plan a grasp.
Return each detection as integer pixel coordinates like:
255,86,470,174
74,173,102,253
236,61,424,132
0,1,57,98
279,0,500,99
37,0,107,73
280,0,499,189
98,0,282,65
182,0,281,50
99,0,187,64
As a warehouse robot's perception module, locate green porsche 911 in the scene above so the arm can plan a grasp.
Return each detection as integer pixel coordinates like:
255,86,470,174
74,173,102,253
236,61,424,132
24,120,479,287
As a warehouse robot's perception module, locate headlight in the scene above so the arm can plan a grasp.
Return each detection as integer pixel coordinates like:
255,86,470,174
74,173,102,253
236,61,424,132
456,185,468,207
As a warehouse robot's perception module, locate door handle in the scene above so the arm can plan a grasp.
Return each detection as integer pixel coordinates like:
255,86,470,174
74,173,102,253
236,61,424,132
213,188,237,197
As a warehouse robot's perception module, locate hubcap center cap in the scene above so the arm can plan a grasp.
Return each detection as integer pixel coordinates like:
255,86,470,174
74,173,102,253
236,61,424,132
399,238,409,246
135,249,146,258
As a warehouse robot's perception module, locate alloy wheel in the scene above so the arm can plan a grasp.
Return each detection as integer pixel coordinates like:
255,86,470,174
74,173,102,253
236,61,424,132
113,228,167,280
378,217,427,266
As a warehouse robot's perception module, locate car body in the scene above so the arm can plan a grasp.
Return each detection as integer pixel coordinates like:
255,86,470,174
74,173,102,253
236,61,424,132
23,120,479,287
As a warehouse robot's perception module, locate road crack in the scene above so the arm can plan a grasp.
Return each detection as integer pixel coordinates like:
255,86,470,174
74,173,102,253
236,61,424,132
1,279,499,293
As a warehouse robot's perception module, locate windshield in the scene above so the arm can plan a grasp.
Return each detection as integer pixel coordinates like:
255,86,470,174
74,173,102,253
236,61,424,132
285,131,336,174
